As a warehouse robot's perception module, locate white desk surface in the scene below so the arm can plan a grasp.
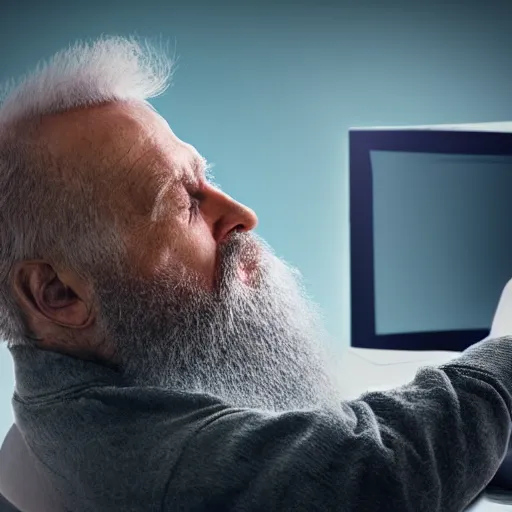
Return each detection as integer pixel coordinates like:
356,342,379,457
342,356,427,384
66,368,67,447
339,347,512,511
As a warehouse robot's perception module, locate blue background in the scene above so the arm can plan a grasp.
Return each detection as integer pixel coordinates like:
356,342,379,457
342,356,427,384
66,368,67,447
1,0,512,439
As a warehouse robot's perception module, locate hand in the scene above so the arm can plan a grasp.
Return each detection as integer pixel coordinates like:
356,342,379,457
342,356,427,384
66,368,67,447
489,278,512,338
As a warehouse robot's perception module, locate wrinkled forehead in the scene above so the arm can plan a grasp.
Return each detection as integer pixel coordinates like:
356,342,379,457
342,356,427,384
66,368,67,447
31,100,207,222
37,100,207,195
37,100,198,172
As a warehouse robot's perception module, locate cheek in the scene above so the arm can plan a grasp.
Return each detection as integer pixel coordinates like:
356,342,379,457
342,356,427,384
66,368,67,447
181,224,218,287
128,219,218,288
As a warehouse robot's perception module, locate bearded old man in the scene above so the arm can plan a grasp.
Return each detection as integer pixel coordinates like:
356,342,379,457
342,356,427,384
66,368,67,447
0,36,510,512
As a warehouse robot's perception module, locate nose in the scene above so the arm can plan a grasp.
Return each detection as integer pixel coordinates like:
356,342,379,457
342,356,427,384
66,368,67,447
207,187,258,242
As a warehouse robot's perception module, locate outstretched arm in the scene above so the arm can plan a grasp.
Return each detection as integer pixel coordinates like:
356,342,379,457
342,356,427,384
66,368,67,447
166,337,512,512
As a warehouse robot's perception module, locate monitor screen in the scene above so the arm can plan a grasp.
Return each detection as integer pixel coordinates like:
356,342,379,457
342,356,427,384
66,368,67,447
370,151,512,336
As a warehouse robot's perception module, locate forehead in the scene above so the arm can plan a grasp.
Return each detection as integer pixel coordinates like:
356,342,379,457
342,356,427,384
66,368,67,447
39,101,206,221
40,100,202,179
98,102,201,177
100,103,206,212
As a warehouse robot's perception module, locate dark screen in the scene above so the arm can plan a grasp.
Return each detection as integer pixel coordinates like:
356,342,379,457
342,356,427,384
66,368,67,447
371,151,512,335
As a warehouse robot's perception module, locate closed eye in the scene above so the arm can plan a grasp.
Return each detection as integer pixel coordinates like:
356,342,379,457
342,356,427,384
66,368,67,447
188,195,201,222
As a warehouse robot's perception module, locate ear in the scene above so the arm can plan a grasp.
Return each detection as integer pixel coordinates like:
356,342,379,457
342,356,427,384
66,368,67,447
10,261,95,334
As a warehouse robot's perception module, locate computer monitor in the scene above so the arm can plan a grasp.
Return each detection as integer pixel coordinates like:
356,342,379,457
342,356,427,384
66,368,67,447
349,122,512,351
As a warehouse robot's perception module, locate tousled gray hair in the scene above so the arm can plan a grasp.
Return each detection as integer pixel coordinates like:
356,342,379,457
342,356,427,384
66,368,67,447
0,36,174,346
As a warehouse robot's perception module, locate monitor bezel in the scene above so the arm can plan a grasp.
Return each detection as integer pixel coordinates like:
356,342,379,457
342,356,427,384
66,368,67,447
349,129,512,351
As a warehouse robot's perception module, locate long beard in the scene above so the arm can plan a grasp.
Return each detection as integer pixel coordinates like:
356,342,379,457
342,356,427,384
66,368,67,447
93,233,342,412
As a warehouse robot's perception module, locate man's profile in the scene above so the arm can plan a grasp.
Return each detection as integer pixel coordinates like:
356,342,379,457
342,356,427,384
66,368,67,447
0,36,511,511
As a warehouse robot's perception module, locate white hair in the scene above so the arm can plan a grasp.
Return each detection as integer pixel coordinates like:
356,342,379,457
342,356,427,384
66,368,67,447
0,35,175,346
0,35,173,126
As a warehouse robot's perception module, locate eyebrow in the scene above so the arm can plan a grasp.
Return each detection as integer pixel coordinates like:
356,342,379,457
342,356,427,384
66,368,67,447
193,156,213,181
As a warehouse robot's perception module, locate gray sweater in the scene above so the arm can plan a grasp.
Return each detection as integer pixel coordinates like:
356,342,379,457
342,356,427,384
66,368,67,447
9,337,512,512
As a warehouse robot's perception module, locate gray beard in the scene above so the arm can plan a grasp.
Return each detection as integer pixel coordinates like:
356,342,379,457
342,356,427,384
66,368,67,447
93,232,342,413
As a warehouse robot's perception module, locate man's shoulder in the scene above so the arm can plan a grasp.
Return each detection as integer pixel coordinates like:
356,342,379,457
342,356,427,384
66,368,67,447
14,384,232,511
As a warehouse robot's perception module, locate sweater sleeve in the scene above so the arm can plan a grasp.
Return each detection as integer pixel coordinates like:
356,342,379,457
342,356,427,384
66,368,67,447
165,336,512,512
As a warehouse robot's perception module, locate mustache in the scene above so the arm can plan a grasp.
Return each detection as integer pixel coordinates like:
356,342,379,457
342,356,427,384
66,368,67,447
214,232,262,291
